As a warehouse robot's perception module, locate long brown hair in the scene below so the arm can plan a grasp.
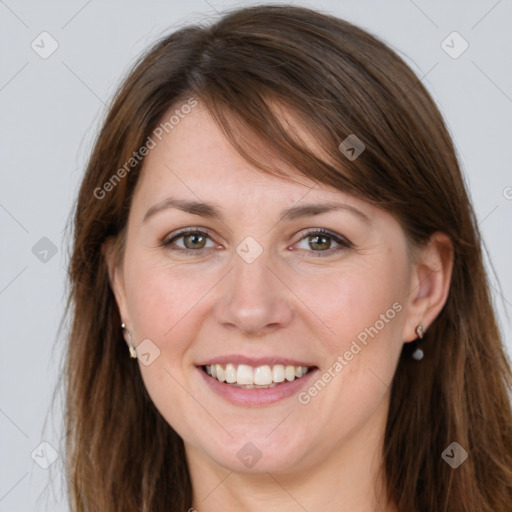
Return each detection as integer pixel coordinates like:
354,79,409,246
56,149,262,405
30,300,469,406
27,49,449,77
61,4,512,511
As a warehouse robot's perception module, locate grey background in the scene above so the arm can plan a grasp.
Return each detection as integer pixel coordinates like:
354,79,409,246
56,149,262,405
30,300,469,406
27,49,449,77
1,0,511,510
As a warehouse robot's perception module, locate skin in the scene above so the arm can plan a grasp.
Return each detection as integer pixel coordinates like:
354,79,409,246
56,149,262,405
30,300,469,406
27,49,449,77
105,103,453,511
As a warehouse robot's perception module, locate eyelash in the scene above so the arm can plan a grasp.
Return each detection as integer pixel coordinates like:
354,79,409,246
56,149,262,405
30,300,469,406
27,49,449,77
161,227,352,257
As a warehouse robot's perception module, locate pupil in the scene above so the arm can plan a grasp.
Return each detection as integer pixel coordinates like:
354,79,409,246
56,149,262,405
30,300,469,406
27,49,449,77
186,234,204,249
311,235,330,250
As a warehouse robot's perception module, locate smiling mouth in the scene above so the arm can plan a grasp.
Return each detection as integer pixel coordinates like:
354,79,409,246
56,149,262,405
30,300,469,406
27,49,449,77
202,363,315,388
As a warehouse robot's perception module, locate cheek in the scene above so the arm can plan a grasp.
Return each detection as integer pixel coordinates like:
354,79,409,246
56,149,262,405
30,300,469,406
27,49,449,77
295,258,407,356
292,258,407,434
294,256,409,421
122,257,212,436
122,255,208,357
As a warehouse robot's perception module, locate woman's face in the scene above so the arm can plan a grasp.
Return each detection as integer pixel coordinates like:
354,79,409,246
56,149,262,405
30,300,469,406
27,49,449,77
108,103,421,474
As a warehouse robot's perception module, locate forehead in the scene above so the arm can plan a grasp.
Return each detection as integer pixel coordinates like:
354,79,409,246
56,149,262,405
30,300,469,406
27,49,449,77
132,104,372,217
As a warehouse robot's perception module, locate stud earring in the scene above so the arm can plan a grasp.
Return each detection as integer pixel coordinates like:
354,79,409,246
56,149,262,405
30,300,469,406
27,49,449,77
411,322,425,361
121,322,137,359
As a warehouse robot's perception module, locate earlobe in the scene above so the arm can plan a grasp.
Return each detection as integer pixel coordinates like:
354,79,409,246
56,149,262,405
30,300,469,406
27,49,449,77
402,232,454,342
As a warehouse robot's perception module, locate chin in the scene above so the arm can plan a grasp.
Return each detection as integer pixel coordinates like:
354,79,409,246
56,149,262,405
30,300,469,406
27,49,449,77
199,427,311,474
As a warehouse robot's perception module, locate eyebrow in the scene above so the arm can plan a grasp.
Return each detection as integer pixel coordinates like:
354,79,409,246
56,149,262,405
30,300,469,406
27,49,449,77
143,197,371,224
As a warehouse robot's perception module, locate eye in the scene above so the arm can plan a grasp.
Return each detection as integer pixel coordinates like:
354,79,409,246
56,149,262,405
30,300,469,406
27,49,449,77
293,228,352,256
161,227,352,256
161,228,218,253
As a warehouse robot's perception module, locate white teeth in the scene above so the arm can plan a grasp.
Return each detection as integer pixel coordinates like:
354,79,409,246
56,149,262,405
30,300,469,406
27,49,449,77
254,365,272,385
272,364,285,383
204,363,311,386
237,364,254,385
216,364,225,382
225,363,237,383
285,365,296,381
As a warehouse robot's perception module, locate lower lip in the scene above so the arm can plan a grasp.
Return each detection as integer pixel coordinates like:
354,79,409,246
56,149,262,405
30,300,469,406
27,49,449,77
198,367,319,407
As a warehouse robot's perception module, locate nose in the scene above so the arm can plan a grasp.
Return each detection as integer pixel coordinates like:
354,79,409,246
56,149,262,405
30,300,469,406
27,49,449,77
213,247,294,337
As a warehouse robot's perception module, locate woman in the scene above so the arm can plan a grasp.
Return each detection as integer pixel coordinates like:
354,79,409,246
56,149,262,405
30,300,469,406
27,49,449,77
63,4,512,511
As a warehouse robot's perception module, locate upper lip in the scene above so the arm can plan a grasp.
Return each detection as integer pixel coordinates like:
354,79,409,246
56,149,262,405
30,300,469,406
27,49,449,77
197,355,316,367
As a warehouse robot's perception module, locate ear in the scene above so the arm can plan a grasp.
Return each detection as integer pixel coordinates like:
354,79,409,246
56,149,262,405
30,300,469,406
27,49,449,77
102,237,130,325
402,231,454,342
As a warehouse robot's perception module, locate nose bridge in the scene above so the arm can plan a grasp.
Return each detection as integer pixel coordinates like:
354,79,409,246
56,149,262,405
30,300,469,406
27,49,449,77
214,239,294,335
